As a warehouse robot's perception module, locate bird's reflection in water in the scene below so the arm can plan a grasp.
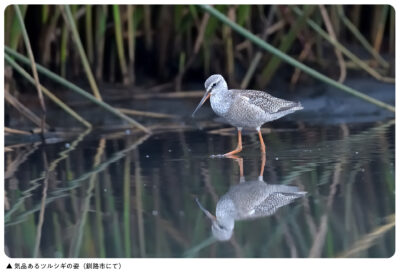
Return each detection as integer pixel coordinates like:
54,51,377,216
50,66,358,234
196,155,307,241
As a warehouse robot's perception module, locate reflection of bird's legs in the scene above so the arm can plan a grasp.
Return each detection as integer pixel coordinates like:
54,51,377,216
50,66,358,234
223,128,243,156
225,154,244,182
259,153,266,181
257,127,266,154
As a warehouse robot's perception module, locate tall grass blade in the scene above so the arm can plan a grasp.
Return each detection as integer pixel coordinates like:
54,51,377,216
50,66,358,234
123,153,131,257
7,5,27,50
127,5,136,83
14,4,47,132
40,7,61,66
41,5,49,24
389,6,395,55
95,5,108,80
373,5,389,53
62,5,102,100
60,23,69,78
85,5,94,64
113,5,130,85
237,5,250,26
319,5,346,83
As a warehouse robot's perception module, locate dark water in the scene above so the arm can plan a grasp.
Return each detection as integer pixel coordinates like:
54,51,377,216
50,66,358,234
4,115,395,258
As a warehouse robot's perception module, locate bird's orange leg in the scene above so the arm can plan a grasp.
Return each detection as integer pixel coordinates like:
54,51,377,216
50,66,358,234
225,154,244,180
223,128,243,156
259,153,266,180
257,128,266,154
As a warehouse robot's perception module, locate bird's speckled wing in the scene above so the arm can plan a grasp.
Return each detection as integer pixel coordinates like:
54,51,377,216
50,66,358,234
250,192,305,219
231,89,300,114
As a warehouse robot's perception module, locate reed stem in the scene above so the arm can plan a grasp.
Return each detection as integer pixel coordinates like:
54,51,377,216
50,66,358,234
63,5,102,100
113,5,130,85
85,5,94,64
8,5,27,50
14,4,47,133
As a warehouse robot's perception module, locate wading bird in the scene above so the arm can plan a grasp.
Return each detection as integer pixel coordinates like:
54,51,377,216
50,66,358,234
192,74,303,156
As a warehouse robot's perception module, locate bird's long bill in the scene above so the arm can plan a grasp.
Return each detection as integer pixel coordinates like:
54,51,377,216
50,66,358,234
192,92,211,117
195,197,216,221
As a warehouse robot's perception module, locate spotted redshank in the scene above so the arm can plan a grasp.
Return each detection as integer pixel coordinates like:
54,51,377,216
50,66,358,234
192,74,303,156
195,155,307,241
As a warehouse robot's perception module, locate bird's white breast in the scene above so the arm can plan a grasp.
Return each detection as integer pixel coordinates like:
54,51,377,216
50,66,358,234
210,90,232,117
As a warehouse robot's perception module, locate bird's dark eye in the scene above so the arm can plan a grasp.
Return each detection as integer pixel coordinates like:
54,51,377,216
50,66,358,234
212,83,217,88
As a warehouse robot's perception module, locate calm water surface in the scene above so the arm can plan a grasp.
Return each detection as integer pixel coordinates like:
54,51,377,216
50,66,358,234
4,116,395,258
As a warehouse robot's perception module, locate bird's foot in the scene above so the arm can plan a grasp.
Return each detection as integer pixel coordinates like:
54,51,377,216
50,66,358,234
210,154,226,158
210,152,242,158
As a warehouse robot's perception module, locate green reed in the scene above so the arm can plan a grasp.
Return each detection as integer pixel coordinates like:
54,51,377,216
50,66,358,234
5,5,394,88
4,5,395,134
200,5,395,112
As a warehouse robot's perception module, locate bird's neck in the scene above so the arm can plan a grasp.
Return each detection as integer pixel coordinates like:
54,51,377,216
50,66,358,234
210,89,232,116
216,198,236,229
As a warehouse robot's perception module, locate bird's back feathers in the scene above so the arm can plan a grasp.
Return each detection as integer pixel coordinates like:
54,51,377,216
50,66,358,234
232,89,302,114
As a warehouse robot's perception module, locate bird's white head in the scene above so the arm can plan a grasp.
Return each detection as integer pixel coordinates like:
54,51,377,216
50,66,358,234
192,74,228,117
204,74,228,93
194,197,234,241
